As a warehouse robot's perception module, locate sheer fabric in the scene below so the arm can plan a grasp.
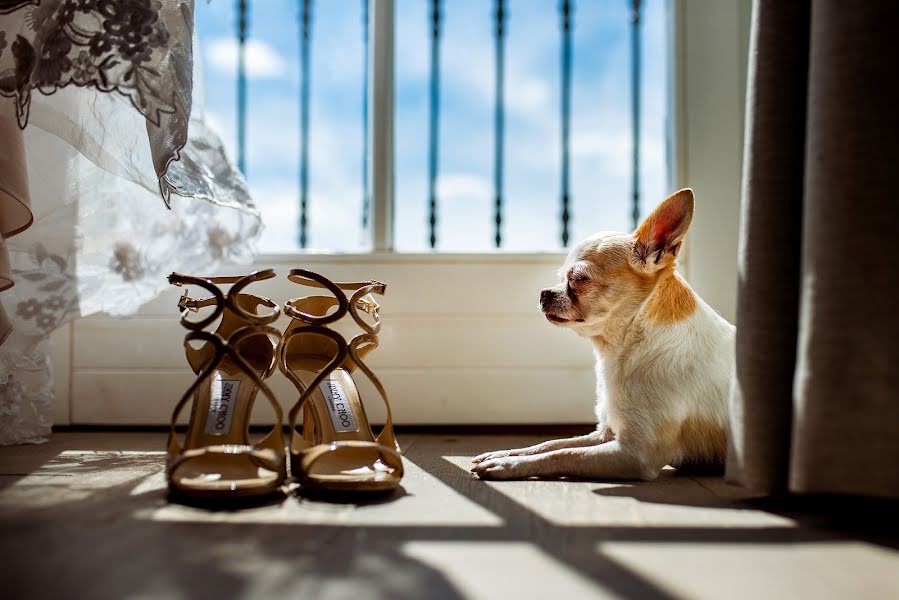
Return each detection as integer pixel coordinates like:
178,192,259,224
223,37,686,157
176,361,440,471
0,1,261,444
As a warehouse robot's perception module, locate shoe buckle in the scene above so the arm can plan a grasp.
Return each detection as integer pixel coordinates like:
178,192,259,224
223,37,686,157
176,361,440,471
355,296,380,315
178,293,198,313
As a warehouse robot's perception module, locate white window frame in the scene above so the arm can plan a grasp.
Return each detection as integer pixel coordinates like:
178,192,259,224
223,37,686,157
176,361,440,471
54,0,751,426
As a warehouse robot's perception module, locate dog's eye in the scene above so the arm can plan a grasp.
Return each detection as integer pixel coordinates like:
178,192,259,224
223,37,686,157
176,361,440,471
569,273,590,285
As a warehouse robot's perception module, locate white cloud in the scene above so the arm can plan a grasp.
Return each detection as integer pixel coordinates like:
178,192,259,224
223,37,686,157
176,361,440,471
570,128,666,179
205,38,288,79
510,78,552,117
437,173,492,201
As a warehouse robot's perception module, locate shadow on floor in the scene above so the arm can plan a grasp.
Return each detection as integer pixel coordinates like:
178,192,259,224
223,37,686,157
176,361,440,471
1,459,462,600
3,437,898,599
591,470,747,509
294,484,410,506
0,443,678,600
590,470,899,550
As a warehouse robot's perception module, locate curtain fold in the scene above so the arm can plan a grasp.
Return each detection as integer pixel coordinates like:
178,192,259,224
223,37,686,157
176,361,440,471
728,0,899,499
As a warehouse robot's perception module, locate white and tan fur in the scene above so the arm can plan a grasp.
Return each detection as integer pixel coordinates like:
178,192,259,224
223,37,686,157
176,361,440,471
471,189,735,481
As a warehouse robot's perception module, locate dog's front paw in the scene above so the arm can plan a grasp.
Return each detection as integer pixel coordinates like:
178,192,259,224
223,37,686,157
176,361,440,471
471,449,515,464
470,456,528,480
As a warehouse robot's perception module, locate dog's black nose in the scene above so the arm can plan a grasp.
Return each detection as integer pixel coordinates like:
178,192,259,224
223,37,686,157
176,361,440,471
540,289,553,305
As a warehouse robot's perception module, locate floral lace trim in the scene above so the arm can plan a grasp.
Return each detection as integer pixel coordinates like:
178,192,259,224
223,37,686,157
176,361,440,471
0,0,185,128
0,2,36,17
0,0,196,205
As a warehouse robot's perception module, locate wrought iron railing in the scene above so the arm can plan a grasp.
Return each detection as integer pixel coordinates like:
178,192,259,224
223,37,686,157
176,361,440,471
235,0,248,174
233,0,644,250
630,0,642,231
493,0,505,248
298,0,312,249
360,0,371,235
559,0,573,247
427,0,442,249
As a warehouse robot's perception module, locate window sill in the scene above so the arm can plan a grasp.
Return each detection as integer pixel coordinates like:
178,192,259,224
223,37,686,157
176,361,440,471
255,251,568,267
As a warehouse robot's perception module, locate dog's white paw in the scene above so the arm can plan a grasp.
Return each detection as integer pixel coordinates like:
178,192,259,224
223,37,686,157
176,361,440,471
470,456,528,479
471,449,515,464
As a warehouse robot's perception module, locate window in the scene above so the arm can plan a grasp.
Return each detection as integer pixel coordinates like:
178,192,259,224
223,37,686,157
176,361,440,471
196,0,669,253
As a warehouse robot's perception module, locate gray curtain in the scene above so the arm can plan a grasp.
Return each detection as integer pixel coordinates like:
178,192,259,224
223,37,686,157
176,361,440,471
727,0,899,499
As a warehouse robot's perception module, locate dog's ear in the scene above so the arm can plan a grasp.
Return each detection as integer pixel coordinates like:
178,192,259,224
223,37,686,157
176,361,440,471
632,188,694,269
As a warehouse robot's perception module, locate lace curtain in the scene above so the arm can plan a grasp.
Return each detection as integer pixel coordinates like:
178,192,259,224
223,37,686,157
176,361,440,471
0,1,261,444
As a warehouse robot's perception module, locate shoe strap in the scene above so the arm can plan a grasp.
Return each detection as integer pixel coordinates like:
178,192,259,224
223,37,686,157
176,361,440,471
281,269,396,452
168,445,285,479
283,268,385,333
281,327,399,455
297,440,403,480
166,326,285,465
169,269,280,331
348,333,400,452
282,325,349,441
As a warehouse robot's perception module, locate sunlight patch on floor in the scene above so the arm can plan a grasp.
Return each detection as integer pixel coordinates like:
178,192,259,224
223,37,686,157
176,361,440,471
440,455,795,528
0,450,165,510
404,541,611,600
598,541,899,600
148,453,503,527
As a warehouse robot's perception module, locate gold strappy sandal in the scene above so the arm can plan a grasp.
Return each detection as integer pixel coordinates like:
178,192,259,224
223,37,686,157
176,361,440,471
279,269,403,493
165,270,287,499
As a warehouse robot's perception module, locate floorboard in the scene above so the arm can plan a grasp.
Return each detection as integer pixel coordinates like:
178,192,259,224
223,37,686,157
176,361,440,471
1,432,897,599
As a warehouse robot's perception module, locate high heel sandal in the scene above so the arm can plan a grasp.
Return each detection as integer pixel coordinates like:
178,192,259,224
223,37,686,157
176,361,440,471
279,269,403,493
165,270,287,499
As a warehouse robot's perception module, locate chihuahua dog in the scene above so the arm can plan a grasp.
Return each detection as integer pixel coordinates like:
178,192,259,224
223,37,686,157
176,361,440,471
471,189,734,481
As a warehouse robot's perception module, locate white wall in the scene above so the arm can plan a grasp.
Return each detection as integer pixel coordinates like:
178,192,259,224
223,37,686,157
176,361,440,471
674,0,752,323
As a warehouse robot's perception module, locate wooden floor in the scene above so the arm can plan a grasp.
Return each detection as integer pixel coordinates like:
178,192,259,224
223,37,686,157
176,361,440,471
1,432,897,600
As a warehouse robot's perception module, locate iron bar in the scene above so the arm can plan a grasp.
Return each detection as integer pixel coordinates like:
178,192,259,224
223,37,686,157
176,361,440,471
559,0,573,247
236,0,248,174
298,0,312,248
630,0,642,229
427,0,442,249
361,0,371,233
493,0,506,248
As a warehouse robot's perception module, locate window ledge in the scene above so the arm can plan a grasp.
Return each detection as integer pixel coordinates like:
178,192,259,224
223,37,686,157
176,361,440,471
255,252,568,266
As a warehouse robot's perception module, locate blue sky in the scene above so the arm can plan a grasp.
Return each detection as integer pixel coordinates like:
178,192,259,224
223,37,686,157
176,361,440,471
194,0,669,253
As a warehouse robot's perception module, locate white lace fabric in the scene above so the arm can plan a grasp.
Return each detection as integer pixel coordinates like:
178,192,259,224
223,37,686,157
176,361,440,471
0,1,261,444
